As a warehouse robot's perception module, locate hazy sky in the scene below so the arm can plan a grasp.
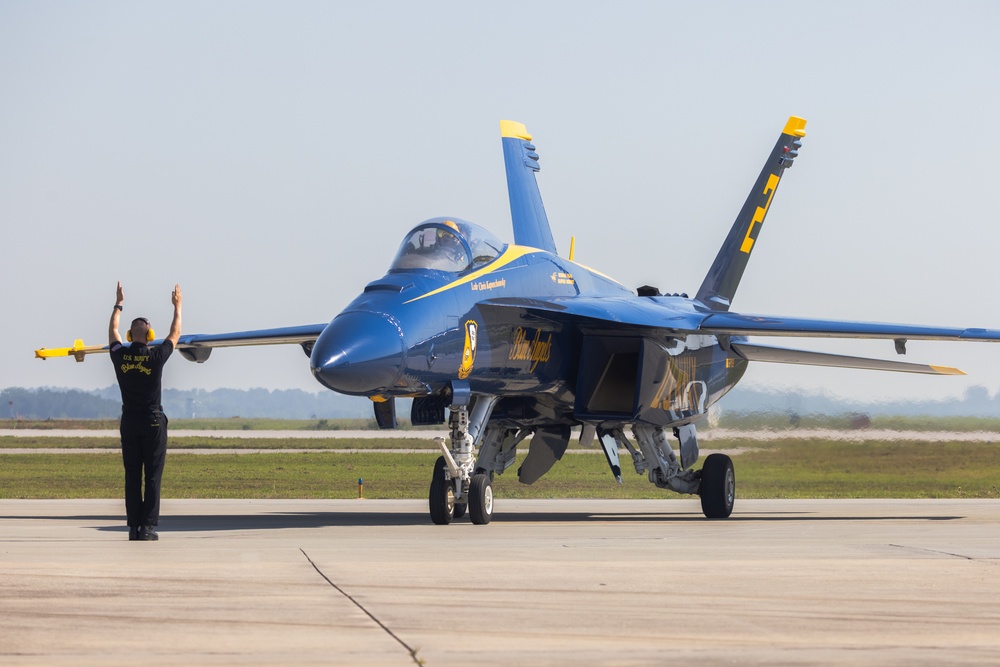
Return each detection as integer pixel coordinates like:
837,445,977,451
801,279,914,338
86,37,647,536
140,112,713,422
3,1,999,406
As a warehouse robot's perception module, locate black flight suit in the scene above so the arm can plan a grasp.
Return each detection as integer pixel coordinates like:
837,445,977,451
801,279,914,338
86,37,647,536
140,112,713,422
109,339,174,529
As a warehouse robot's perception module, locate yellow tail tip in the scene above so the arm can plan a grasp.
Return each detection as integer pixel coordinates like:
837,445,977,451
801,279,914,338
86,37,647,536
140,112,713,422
783,116,807,137
500,120,532,141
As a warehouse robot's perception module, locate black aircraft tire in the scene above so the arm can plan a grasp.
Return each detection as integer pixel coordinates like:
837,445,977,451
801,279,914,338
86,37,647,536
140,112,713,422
429,456,455,525
469,473,494,525
699,453,735,519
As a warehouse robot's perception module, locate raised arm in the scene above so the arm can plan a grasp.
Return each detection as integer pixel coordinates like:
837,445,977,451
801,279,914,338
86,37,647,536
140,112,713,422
109,282,124,346
166,284,182,346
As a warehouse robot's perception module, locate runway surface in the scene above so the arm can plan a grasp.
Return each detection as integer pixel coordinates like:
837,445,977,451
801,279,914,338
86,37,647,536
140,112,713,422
3,427,998,441
0,428,451,439
2,498,999,665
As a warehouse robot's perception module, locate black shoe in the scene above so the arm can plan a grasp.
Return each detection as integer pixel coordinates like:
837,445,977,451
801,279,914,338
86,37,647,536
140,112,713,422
128,526,141,541
139,526,159,541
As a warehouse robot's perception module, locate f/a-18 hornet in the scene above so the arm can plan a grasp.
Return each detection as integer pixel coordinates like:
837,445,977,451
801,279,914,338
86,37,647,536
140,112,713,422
38,116,1000,524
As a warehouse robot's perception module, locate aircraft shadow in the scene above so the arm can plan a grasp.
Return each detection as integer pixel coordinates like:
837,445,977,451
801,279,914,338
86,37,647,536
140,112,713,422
503,512,960,523
2,510,961,533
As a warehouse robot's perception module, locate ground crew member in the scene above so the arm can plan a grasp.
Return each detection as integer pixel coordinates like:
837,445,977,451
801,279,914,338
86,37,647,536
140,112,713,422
108,282,182,541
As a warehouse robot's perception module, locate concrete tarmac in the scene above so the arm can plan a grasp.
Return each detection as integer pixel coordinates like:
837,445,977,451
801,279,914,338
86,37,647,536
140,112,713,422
4,427,999,441
2,498,999,666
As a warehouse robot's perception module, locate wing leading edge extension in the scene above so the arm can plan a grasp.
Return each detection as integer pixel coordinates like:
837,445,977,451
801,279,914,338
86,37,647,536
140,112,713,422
35,324,327,363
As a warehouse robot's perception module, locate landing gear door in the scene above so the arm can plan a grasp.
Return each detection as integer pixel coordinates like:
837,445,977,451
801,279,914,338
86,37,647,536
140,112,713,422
635,338,706,426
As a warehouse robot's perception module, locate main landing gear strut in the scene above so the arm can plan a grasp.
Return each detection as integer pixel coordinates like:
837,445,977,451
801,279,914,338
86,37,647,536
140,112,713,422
427,398,736,522
428,398,498,525
610,424,736,519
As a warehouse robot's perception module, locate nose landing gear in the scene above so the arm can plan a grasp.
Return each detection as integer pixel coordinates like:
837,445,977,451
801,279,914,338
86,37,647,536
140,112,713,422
428,397,498,525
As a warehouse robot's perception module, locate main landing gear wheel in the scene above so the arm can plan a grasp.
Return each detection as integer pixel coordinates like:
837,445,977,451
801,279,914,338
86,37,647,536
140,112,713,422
468,473,494,525
699,453,735,519
429,456,455,525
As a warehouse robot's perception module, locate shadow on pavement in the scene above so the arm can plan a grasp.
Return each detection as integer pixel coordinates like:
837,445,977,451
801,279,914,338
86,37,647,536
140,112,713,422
1,508,961,532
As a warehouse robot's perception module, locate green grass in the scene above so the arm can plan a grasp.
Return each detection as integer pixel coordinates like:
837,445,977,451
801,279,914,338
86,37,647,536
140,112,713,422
0,436,440,450
0,417,438,431
0,452,441,499
734,441,1000,498
717,413,1000,432
2,441,998,499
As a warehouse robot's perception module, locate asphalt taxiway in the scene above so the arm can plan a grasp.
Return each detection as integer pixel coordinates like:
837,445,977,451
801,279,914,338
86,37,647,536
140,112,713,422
2,498,999,666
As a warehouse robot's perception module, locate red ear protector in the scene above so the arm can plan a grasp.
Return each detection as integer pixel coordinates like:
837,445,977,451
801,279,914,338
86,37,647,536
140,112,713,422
126,317,156,342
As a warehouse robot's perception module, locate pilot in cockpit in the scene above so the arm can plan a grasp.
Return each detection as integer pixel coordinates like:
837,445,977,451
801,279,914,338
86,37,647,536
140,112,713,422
391,219,473,273
435,220,466,263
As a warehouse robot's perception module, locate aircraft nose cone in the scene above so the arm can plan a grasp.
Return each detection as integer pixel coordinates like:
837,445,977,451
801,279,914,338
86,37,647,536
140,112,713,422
310,312,405,395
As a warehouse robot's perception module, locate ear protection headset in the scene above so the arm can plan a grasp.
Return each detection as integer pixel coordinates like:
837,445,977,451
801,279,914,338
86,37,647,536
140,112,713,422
126,317,156,342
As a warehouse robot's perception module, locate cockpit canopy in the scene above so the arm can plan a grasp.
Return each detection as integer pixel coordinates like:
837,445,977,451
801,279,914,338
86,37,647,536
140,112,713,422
389,217,506,273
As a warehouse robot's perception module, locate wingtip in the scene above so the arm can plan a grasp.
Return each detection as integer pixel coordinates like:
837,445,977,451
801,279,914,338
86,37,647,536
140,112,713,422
930,365,966,376
34,339,102,362
34,345,72,360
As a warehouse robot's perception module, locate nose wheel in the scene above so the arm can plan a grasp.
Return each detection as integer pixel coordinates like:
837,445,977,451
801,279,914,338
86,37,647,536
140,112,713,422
429,399,501,525
428,459,494,525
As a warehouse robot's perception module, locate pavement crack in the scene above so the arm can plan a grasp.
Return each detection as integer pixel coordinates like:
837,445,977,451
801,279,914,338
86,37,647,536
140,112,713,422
889,543,977,560
300,548,424,665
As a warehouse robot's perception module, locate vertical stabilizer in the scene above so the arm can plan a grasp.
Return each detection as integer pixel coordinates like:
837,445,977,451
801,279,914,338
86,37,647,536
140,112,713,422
501,120,558,254
695,117,806,310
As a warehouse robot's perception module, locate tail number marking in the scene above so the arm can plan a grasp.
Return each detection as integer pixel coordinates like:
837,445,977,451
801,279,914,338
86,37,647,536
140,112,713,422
740,173,780,254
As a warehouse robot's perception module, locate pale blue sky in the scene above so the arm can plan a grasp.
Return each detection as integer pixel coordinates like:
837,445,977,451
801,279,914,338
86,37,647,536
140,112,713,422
2,1,999,404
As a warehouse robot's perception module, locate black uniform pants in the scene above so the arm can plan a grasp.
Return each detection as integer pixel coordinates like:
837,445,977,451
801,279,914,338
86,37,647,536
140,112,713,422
120,411,168,527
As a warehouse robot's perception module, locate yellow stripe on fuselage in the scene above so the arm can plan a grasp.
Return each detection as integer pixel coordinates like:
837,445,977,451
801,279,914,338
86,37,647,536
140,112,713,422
403,246,544,304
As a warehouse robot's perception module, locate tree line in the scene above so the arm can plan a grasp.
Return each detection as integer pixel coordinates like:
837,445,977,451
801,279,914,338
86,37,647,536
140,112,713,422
1,386,372,420
3,384,998,421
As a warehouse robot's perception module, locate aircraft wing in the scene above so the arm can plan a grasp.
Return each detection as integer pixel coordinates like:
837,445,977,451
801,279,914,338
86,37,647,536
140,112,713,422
697,312,1000,342
35,324,327,363
480,296,1000,341
477,296,1000,375
730,341,964,375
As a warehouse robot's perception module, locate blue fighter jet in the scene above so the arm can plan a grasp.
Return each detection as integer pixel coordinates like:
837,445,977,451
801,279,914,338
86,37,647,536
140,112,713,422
37,117,1000,524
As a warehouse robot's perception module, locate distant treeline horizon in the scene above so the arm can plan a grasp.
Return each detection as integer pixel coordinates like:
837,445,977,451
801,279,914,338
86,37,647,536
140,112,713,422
1,386,372,420
2,384,999,421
